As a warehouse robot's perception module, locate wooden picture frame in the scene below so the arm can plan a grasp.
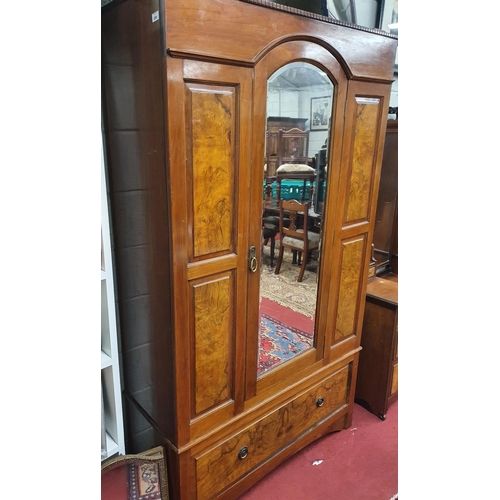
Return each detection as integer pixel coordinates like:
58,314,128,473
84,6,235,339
310,96,332,131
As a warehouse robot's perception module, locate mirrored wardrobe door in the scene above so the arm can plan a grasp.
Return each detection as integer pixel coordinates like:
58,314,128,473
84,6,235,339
245,41,349,399
258,61,333,377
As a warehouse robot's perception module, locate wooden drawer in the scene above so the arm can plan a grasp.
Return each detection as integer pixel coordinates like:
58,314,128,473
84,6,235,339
195,365,350,499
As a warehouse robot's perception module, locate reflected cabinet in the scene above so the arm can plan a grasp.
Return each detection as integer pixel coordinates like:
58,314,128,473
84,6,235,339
102,1,397,498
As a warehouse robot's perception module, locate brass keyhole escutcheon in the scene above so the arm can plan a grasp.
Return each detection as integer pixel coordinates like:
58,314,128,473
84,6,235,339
238,446,249,460
316,396,324,407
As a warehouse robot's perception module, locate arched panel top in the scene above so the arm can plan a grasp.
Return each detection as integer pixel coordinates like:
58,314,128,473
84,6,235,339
164,0,398,83
252,40,348,151
254,39,348,91
252,35,351,77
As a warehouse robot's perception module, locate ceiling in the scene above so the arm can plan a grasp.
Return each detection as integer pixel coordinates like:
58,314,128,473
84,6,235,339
268,63,332,92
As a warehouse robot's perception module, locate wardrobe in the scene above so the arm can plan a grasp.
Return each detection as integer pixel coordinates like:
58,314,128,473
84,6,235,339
101,1,398,499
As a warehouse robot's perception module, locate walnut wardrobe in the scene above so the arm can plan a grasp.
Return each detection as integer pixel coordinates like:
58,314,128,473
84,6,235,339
101,1,398,499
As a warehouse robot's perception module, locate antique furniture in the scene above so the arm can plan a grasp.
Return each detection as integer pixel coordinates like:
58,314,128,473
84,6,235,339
274,199,319,282
355,276,398,420
373,119,398,276
313,147,327,211
276,128,310,168
275,166,316,202
102,446,169,500
266,117,309,176
102,0,397,498
262,217,278,267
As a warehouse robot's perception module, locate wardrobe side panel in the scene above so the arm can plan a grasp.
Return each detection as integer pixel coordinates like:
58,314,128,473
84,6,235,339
102,0,176,446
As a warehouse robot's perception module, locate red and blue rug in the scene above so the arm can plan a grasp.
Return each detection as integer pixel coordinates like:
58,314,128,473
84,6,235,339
258,312,313,375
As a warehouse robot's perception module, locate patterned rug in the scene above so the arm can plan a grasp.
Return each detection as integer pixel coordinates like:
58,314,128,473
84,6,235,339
258,313,313,375
128,462,161,499
260,242,319,318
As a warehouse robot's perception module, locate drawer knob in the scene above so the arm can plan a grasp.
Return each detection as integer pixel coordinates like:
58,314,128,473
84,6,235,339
238,446,249,460
316,396,325,407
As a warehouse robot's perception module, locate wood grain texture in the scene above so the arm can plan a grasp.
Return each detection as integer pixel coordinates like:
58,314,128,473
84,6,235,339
195,366,349,499
391,364,398,396
180,61,253,438
333,236,365,345
102,1,398,497
165,0,397,82
186,84,235,259
366,276,398,304
346,98,381,223
355,281,398,419
192,275,233,415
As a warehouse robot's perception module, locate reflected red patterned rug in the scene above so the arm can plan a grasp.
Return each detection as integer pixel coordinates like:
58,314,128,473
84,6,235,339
259,313,313,375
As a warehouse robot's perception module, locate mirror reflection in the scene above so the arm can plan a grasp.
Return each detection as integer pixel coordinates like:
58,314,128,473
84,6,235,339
258,62,334,377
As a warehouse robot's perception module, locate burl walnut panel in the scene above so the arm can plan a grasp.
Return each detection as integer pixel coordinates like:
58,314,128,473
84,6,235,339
333,236,365,345
345,97,382,224
195,365,350,499
191,274,234,416
186,83,236,260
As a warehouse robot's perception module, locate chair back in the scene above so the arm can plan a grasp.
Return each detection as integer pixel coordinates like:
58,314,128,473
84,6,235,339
275,199,319,282
280,199,310,243
277,127,310,166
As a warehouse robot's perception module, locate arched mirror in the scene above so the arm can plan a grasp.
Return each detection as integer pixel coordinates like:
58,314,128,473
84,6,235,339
258,62,334,377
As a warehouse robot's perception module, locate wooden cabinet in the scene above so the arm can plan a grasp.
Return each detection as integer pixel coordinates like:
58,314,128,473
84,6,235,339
101,1,397,498
355,276,398,420
266,117,309,176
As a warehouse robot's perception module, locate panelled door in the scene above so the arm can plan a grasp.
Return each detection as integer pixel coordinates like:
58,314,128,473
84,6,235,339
324,80,391,366
244,40,349,401
166,58,253,446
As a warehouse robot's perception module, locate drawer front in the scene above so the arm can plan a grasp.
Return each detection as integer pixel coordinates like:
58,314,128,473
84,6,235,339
391,363,398,396
195,365,350,499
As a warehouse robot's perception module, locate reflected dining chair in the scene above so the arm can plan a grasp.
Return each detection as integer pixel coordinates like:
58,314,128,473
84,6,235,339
276,127,310,167
274,199,320,282
262,217,278,267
